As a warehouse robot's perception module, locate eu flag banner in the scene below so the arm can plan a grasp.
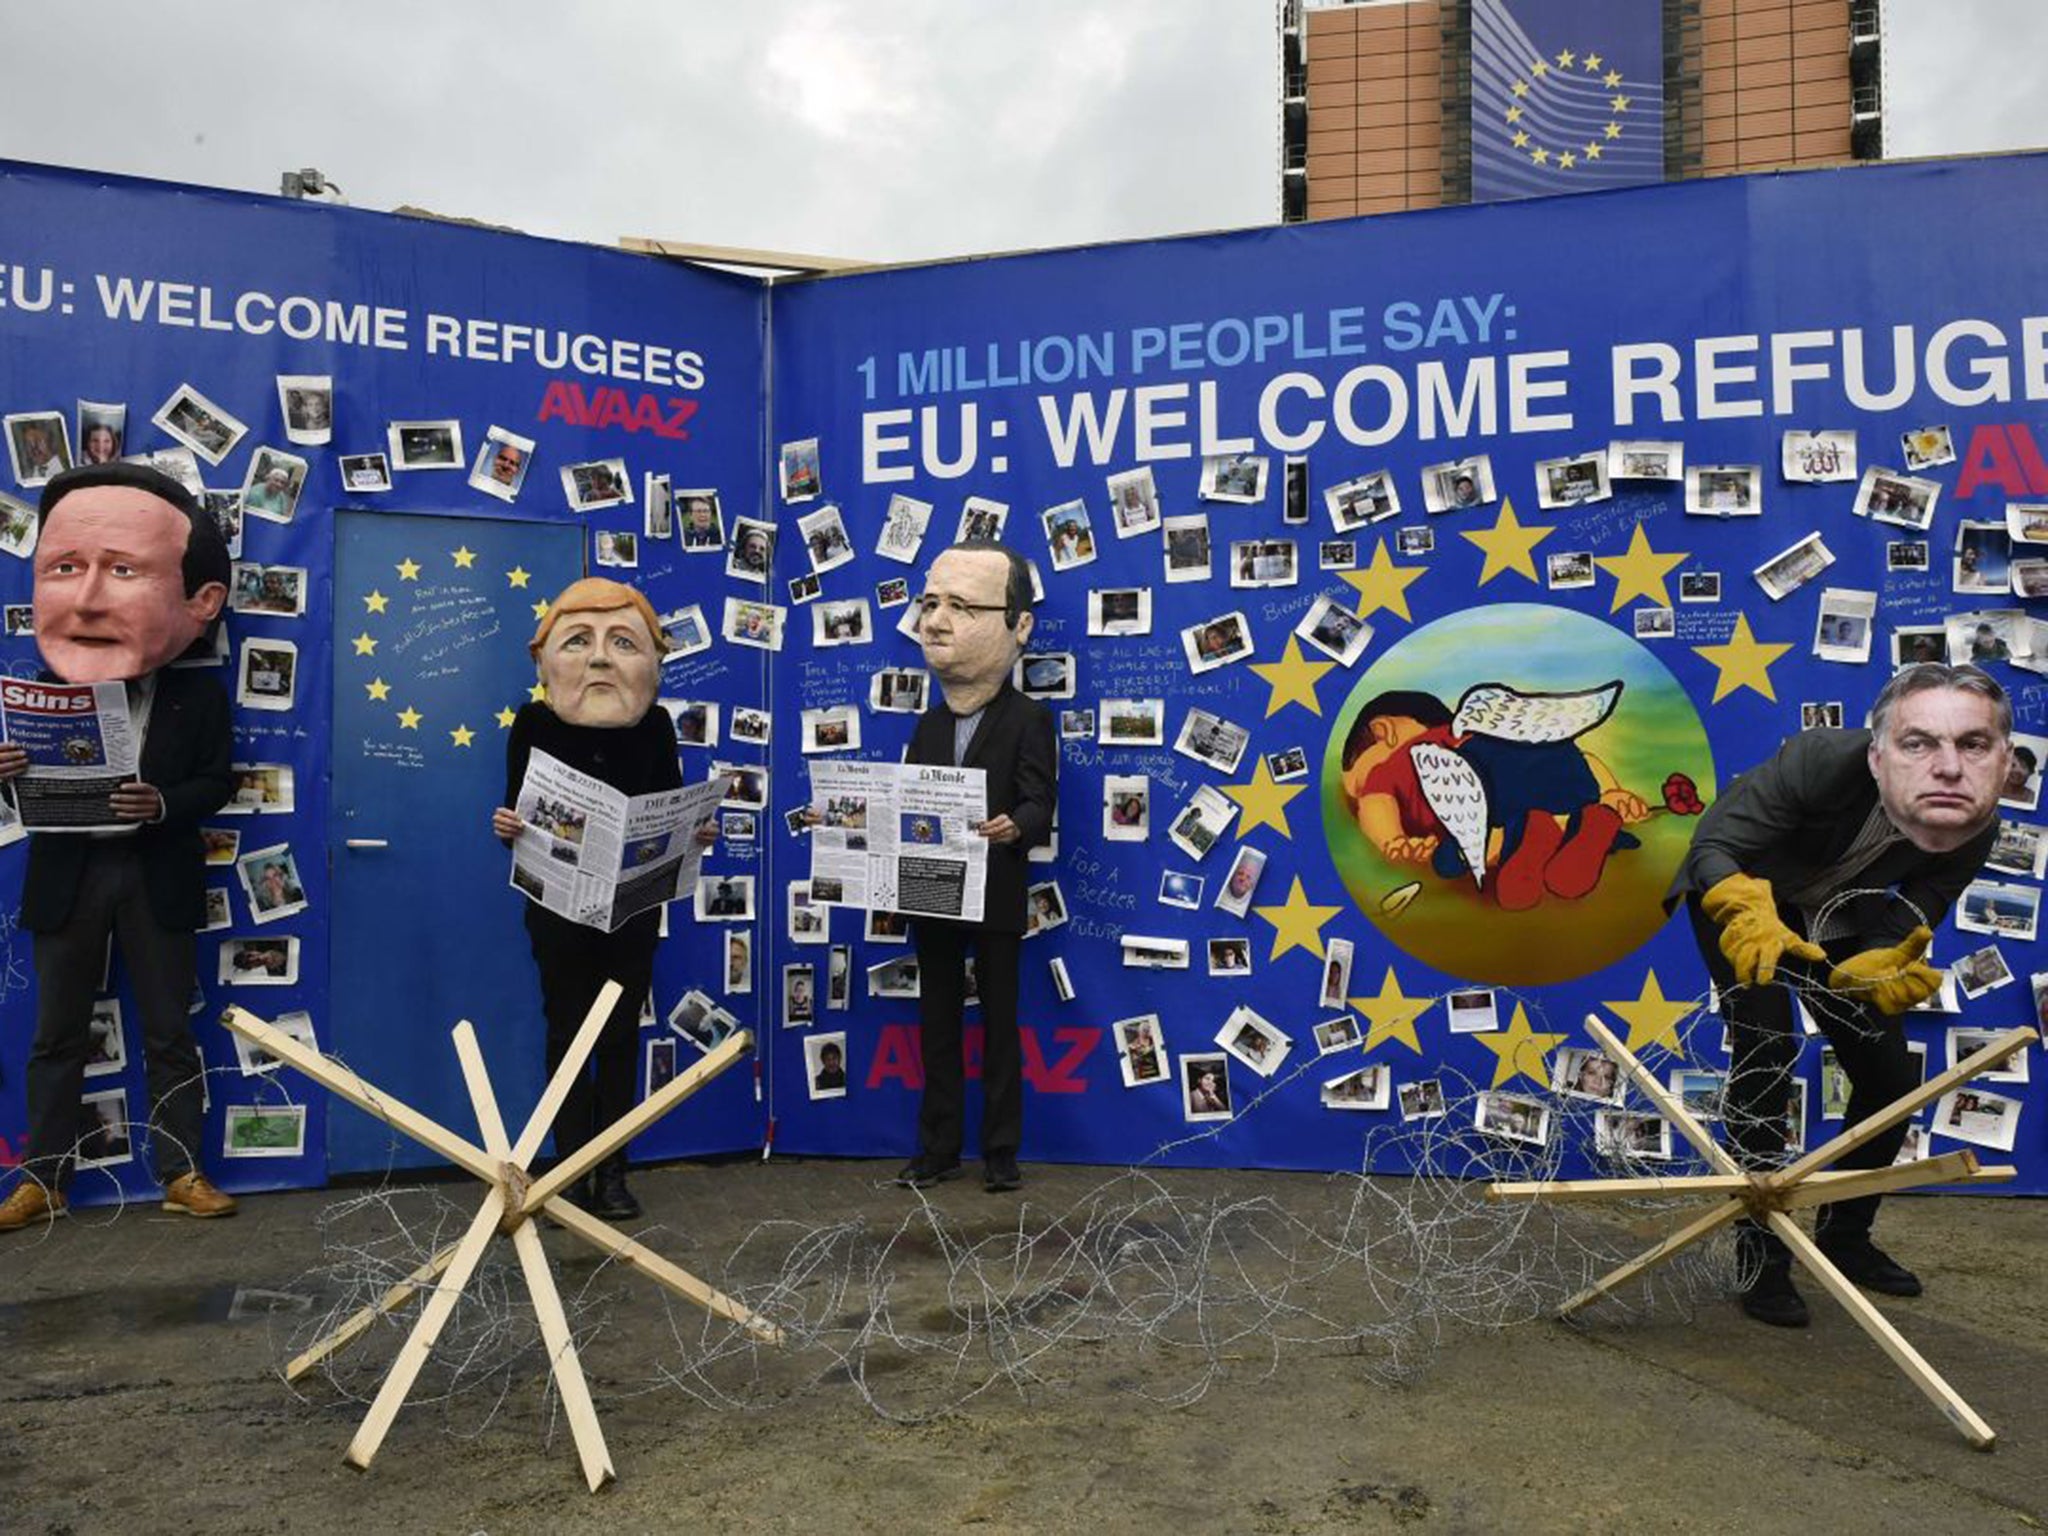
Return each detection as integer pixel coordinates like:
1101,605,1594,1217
1472,0,1664,203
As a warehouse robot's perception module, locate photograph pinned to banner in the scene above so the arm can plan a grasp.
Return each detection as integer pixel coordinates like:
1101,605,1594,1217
236,638,299,711
811,597,872,648
644,472,674,541
275,375,332,446
338,452,392,493
1476,1090,1551,1147
875,576,910,610
1295,594,1373,666
1534,450,1610,508
1956,878,2040,942
1181,611,1254,674
198,490,243,562
726,515,776,583
1318,935,1354,1010
1180,1052,1233,1122
2008,502,2048,546
1798,701,1845,731
1162,513,1212,582
1396,526,1434,557
1419,454,1493,514
1901,423,1957,471
1948,1025,2029,1084
0,492,39,559
1173,706,1250,775
1113,1014,1170,1088
789,573,821,606
1122,934,1190,971
1317,540,1357,571
236,844,307,924
825,944,853,1010
1686,464,1762,516
1891,624,1949,668
661,697,720,750
225,763,294,815
1086,586,1151,637
800,705,861,755
715,761,768,812
466,426,534,503
1158,869,1204,911
870,667,929,714
387,419,463,471
1607,440,1683,481
805,1033,849,1101
1954,943,2014,1000
73,1088,132,1169
1265,745,1309,783
798,503,856,574
1321,1063,1390,1112
1166,783,1237,862
1283,455,1310,524
238,447,309,525
1206,937,1251,977
956,494,1008,543
645,1035,678,1096
1214,843,1267,918
76,400,126,464
1678,570,1721,604
201,887,231,931
864,907,909,945
1200,451,1268,504
722,597,786,652
1954,520,2013,596
594,529,638,569
1324,469,1399,532
1446,987,1500,1034
1754,531,1834,600
676,990,741,1055
1986,818,2047,880
1016,651,1076,701
229,563,309,618
1218,1006,1290,1078
1812,587,1876,664
1887,541,1930,576
1106,466,1162,539
658,604,713,661
1854,466,1940,531
1229,538,1298,589
1399,1078,1448,1123
223,1103,308,1160
152,386,245,466
1311,1014,1361,1056
1999,730,2045,812
225,1006,317,1077
1551,1045,1626,1106
782,962,817,1028
1946,609,2024,669
730,707,771,747
2012,557,2048,601
722,926,752,994
1049,956,1075,1003
561,457,631,512
664,488,721,553
1098,697,1165,748
779,438,821,502
83,999,126,1079
696,873,757,923
206,830,241,868
1041,498,1097,572
1103,774,1149,841
1934,1087,2022,1152
1025,880,1068,937
1595,1110,1672,1160
1780,429,1857,483
866,954,920,997
2,603,29,636
876,493,932,563
1544,550,1594,591
128,445,204,495
218,936,299,986
1058,707,1095,740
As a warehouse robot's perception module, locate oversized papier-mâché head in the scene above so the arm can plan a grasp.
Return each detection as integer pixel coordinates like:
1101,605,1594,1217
529,577,663,727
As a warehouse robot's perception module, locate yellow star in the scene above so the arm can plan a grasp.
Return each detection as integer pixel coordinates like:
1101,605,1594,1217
396,557,421,581
1531,59,1549,77
1511,129,1531,149
1584,141,1604,160
1339,539,1425,623
1474,1002,1568,1090
1555,48,1575,67
1505,103,1524,123
1352,966,1436,1055
1250,635,1335,718
1225,758,1308,840
451,546,477,569
531,599,550,620
1692,612,1794,703
396,706,422,730
351,632,378,657
1252,878,1343,963
1461,497,1554,586
363,589,389,615
1602,969,1698,1057
507,566,531,589
1511,79,1530,97
1603,68,1622,87
1605,121,1622,139
1593,524,1688,612
496,706,519,728
1611,94,1631,113
449,724,476,747
1558,150,1577,170
528,680,547,703
1584,52,1604,72
364,677,391,702
1531,147,1550,166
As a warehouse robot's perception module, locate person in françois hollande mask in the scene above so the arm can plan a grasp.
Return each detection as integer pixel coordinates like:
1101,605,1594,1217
491,578,710,1222
0,464,239,1233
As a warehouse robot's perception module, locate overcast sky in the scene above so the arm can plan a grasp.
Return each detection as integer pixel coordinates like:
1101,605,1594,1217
5,1,2043,265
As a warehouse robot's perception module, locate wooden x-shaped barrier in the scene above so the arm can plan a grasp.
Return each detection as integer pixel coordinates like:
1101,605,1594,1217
1490,1014,2033,1450
225,983,781,1492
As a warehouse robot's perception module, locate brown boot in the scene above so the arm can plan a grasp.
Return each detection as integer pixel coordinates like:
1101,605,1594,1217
161,1171,238,1219
0,1182,67,1233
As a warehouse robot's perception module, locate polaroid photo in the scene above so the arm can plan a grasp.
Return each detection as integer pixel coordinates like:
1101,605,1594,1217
1318,936,1355,1010
1888,539,1930,573
2014,556,2048,599
1312,1014,1362,1056
695,874,757,923
1159,869,1205,911
669,990,736,1054
1812,588,1876,663
1113,1015,1171,1088
1780,430,1857,484
643,473,674,542
1545,550,1595,591
1214,844,1267,918
779,438,821,502
561,458,631,513
864,908,910,946
821,944,853,1012
1987,819,2048,880
1087,587,1151,637
225,1003,314,1073
1295,594,1373,666
76,400,126,465
1395,526,1434,557
1162,513,1212,583
1420,455,1494,514
593,529,639,569
800,705,861,756
238,447,309,526
955,495,1009,544
797,503,856,575
1181,611,1254,674
781,963,818,1028
1206,937,1252,977
1026,881,1068,937
220,1102,308,1161
875,577,911,610
791,884,836,947
1059,709,1097,741
720,926,753,995
1551,1046,1625,1106
1324,470,1400,531
719,710,767,753
722,597,786,653
203,833,241,872
1901,424,1956,471
1854,466,1940,531
195,489,242,563
1399,1078,1449,1122
1534,451,1610,509
1200,451,1269,504
799,1032,849,1101
1229,538,1298,590
1933,1087,2021,1153
1102,774,1151,842
1956,878,2040,943
1,603,28,638
465,425,534,503
1283,455,1309,524
218,936,300,987
1608,440,1683,481
1954,521,2013,595
1106,467,1162,539
644,1034,678,1096
1891,625,1949,668
152,386,246,467
2033,969,2048,1032
82,999,126,1079
1595,1110,1672,1161
1999,730,2045,811
656,604,713,662
1445,987,1499,1034
236,639,299,711
1670,1068,1727,1121
0,493,38,561
811,598,873,649
1677,570,1721,605
1475,1091,1551,1147
2006,502,2048,549
716,763,768,812
71,1088,133,1169
1049,956,1076,1003
1798,702,1846,731
866,955,921,998
1122,935,1191,971
1218,1006,1290,1078
1180,1052,1234,1122
1685,464,1762,517
1321,1063,1389,1111
1166,784,1238,862
1016,651,1076,701
201,886,231,932
1318,540,1358,571
726,516,777,582
388,419,463,471
663,698,720,750
1040,499,1098,572
127,445,204,494
1948,1026,2029,1085
1174,707,1250,774
1098,697,1166,748
870,667,929,714
788,574,822,606
225,763,295,815
1946,610,2022,670
236,844,307,924
1754,531,1835,601
276,375,332,447
876,493,932,563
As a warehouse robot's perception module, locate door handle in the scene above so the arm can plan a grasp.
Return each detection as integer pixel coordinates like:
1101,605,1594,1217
344,838,390,849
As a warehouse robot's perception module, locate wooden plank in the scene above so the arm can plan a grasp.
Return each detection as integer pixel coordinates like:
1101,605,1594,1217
545,1196,784,1345
617,235,870,272
1558,1199,1746,1316
1584,1015,1743,1175
1766,1026,2035,1191
1779,1150,2009,1209
285,1241,459,1382
1490,1173,1756,1201
521,1030,752,1214
510,982,624,1168
1767,1212,1996,1449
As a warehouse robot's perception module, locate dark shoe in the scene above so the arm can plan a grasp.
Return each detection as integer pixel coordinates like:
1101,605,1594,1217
591,1160,641,1223
895,1156,961,1190
983,1153,1022,1193
1740,1263,1810,1328
1817,1235,1922,1297
161,1171,238,1219
0,1182,67,1233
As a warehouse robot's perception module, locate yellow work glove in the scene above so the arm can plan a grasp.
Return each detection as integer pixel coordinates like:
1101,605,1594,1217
1828,926,1944,1016
1699,873,1826,986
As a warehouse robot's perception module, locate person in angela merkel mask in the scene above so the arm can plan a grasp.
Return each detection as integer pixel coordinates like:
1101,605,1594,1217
492,578,708,1221
0,464,238,1233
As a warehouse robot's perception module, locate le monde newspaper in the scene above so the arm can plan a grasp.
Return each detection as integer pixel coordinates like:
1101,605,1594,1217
807,761,989,924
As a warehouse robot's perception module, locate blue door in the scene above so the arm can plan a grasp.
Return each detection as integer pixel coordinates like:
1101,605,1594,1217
329,510,581,1174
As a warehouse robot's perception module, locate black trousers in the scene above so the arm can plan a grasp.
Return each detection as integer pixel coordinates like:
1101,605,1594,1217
525,915,655,1165
25,840,204,1190
1687,897,1919,1249
913,923,1022,1162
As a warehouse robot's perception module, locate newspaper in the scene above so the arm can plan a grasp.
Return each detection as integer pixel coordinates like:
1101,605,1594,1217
808,760,988,922
510,748,724,931
0,677,140,831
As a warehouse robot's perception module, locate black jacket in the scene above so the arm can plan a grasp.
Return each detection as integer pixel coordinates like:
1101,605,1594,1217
906,681,1058,935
